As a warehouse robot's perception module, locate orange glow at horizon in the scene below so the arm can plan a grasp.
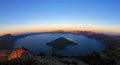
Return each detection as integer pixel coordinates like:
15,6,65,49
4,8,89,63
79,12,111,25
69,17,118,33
0,26,120,35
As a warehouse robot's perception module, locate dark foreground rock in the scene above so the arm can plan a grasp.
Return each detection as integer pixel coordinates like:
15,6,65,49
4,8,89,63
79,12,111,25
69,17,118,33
0,46,120,65
0,47,88,65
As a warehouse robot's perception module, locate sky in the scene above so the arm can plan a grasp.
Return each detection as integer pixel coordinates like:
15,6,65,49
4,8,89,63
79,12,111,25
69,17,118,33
0,0,120,35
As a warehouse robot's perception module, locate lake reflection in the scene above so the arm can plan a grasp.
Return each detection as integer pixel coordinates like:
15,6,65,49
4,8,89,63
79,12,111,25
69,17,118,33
14,33,104,56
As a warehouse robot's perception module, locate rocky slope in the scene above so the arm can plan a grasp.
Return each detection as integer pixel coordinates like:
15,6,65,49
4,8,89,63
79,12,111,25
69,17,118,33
0,34,16,50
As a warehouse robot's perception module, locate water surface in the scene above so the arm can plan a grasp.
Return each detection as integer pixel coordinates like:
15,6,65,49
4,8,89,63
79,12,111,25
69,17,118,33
14,33,104,56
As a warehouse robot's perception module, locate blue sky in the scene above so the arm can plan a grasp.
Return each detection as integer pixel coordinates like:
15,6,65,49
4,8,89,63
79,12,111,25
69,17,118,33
0,0,120,35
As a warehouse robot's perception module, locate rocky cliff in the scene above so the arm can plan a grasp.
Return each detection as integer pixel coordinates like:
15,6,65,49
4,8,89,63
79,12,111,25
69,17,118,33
8,47,27,60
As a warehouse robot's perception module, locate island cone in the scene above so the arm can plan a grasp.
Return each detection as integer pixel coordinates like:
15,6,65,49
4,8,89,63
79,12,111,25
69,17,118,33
47,37,77,51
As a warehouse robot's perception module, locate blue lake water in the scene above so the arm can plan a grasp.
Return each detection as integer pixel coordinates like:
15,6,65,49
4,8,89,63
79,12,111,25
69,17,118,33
14,33,105,56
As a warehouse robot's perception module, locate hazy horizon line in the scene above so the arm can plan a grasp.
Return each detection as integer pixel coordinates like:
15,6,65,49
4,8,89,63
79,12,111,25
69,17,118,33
0,30,120,36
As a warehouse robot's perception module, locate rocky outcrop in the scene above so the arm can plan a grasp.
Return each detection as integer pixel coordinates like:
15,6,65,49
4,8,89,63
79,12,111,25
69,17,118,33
8,47,27,60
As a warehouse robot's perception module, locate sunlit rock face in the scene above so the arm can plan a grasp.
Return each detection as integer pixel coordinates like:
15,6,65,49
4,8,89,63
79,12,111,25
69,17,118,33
8,47,27,60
